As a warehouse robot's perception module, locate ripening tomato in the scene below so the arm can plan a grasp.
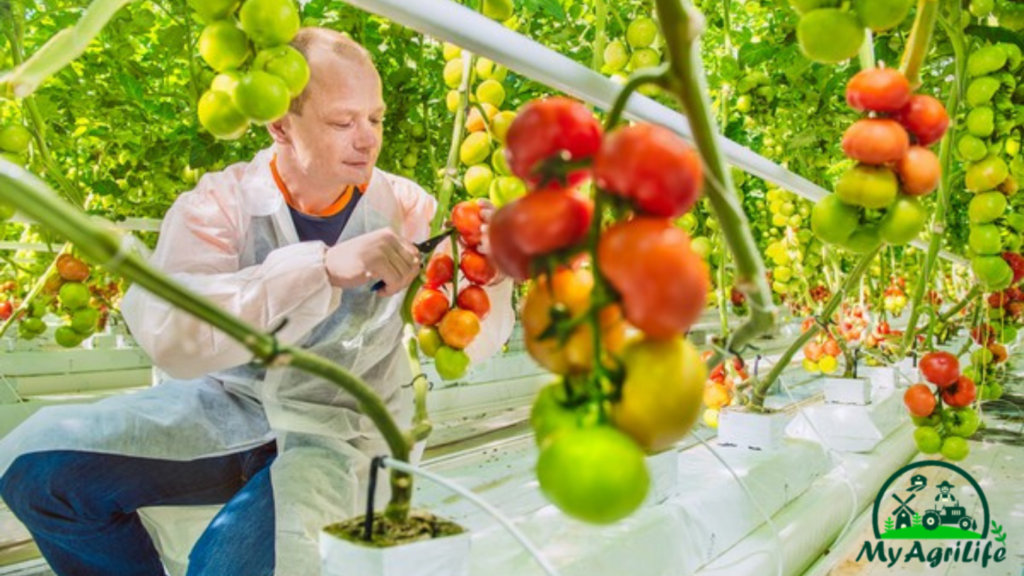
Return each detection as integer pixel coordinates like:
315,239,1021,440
424,253,454,288
507,188,593,255
919,350,960,388
452,200,484,247
896,146,941,196
594,124,703,218
411,288,449,326
598,218,709,339
988,342,1008,364
0,301,12,321
460,248,498,285
823,339,841,357
904,384,937,417
941,376,976,408
505,97,602,187
846,68,911,113
438,308,481,349
457,285,491,319
56,254,90,282
841,119,910,165
487,204,531,281
895,95,950,146
521,268,626,375
803,341,824,361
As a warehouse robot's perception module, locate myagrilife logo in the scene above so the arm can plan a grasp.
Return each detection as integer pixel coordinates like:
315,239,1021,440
857,461,1009,569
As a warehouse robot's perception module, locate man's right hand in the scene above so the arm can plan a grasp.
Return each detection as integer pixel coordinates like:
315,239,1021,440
325,228,420,296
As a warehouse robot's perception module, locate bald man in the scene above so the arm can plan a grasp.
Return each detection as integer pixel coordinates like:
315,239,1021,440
0,28,514,576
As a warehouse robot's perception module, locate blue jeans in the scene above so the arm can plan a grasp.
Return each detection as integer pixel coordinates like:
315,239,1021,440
0,441,277,576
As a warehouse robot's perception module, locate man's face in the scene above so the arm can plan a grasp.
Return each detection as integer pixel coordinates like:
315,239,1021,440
278,52,385,188
940,487,950,495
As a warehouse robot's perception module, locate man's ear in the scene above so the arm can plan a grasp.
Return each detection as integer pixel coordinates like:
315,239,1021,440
267,115,293,145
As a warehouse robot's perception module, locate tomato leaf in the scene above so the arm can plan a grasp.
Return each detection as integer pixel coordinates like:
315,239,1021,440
965,25,1024,50
520,0,565,20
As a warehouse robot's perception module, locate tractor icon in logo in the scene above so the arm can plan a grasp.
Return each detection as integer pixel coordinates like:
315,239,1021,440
922,480,977,532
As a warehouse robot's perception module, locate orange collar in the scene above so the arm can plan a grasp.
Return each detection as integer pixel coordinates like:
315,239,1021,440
270,155,368,217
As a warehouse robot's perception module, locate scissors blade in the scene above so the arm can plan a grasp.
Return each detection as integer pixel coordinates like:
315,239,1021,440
371,228,455,292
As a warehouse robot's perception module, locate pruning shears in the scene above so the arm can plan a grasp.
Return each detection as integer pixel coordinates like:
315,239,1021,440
371,227,454,292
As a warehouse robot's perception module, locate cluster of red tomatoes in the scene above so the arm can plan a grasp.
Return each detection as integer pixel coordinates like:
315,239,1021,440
904,352,978,461
412,201,498,381
489,97,710,525
812,68,949,253
701,355,748,429
988,284,1024,318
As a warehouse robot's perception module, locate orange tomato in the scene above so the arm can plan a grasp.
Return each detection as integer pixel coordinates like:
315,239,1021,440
438,308,481,349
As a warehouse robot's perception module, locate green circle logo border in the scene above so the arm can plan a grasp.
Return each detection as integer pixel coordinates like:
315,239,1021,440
871,460,990,540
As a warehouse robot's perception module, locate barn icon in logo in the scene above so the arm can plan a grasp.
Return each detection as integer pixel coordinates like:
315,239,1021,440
873,461,987,540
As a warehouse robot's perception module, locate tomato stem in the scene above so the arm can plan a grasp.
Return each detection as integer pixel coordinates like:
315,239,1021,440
590,0,607,73
900,0,940,90
750,247,880,409
431,53,476,235
655,0,776,369
900,14,965,355
0,158,415,523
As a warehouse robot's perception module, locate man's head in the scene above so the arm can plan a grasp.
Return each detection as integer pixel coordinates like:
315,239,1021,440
268,28,384,189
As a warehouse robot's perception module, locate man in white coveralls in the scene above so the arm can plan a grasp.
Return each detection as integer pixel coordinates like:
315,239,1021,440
0,27,513,576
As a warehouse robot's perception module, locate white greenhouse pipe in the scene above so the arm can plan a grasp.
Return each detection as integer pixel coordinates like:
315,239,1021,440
343,0,967,266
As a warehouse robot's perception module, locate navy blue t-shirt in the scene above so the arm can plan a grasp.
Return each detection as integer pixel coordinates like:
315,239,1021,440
288,193,362,245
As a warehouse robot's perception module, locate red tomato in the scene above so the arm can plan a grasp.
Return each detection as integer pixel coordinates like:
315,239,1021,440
594,124,703,218
0,301,11,321
424,253,454,288
487,206,531,281
438,308,481,350
1002,252,1024,284
823,339,841,357
988,343,1008,364
505,97,602,188
841,119,910,165
411,288,449,326
508,188,593,256
460,248,497,285
803,341,824,361
895,95,949,147
904,384,936,417
941,376,976,408
896,146,941,196
919,351,960,388
452,201,484,247
971,324,996,345
597,218,709,339
846,68,911,113
457,285,491,319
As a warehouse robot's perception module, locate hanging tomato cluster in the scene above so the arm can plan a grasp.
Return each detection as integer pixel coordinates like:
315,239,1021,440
812,68,949,254
413,200,498,381
801,332,841,375
490,97,710,525
701,354,748,429
15,254,108,346
904,351,979,461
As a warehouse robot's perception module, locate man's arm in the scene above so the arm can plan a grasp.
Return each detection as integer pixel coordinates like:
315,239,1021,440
121,174,341,380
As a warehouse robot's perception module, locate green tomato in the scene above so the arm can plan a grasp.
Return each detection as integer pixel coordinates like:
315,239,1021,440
967,106,995,138
488,176,526,208
958,135,989,162
999,325,1018,344
797,9,865,64
914,426,943,454
482,0,514,21
690,236,713,261
530,382,582,447
788,0,839,14
811,195,861,245
989,382,1004,399
463,164,494,198
435,346,470,380
853,0,913,31
969,223,1004,255
971,0,995,17
70,308,99,335
841,223,884,254
58,282,91,310
602,40,630,73
252,45,310,98
679,212,699,234
941,436,970,461
629,48,660,70
966,76,1001,106
968,45,1008,77
972,255,1014,290
944,408,980,438
1005,212,1024,233
968,192,1007,224
912,413,942,427
417,327,442,358
966,155,1009,192
1004,231,1021,252
836,164,899,209
626,17,658,48
0,125,32,154
879,196,927,245
971,346,995,366
999,43,1023,71
54,326,85,349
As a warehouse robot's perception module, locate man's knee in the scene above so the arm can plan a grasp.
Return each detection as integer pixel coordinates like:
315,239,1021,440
1,451,102,522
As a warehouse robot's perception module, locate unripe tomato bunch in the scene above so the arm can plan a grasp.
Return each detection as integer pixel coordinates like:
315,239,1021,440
490,97,710,525
441,43,527,209
15,254,109,347
0,123,33,168
958,43,1024,291
904,351,980,462
764,187,823,304
791,0,913,64
189,0,308,140
602,17,664,97
882,281,909,315
413,201,498,381
812,68,949,254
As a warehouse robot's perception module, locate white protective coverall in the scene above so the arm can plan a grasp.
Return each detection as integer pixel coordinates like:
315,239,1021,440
0,146,515,575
